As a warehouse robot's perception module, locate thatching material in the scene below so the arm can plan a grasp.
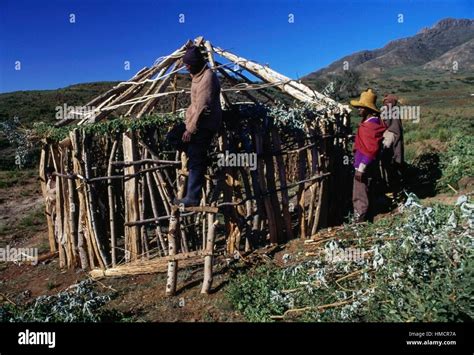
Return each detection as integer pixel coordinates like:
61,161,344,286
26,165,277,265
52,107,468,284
90,251,210,279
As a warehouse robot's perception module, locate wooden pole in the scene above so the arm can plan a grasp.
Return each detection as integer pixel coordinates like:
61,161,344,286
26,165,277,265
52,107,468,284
138,153,150,259
39,145,57,253
136,59,183,118
107,138,119,266
61,149,74,268
66,149,78,267
70,130,92,269
50,145,66,267
122,132,141,262
263,126,284,243
146,169,168,256
271,127,294,241
254,132,278,244
82,134,108,268
296,132,307,239
213,46,349,112
201,204,216,294
166,206,179,296
166,151,187,296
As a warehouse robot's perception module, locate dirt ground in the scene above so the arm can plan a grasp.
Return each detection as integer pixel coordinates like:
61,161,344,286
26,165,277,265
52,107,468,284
0,171,245,321
0,230,243,322
0,170,470,322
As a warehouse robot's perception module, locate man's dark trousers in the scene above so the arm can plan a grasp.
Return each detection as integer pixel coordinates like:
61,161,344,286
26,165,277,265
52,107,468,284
186,127,214,203
167,123,215,204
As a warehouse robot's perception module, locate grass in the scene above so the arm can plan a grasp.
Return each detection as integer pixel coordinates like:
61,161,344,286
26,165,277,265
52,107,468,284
0,169,36,189
438,135,474,191
18,206,44,229
46,282,58,291
0,223,13,239
0,82,117,126
0,205,46,240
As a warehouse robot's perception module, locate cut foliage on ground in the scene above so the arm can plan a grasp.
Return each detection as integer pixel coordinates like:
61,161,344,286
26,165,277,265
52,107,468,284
226,194,474,322
0,279,124,322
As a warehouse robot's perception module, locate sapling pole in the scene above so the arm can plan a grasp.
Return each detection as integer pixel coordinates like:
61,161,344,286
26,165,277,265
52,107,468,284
296,132,307,239
122,132,140,262
271,127,294,241
82,134,108,269
255,132,278,244
66,149,78,266
146,169,168,256
107,138,119,266
39,146,57,253
201,203,216,294
70,130,93,269
139,162,150,259
166,207,179,296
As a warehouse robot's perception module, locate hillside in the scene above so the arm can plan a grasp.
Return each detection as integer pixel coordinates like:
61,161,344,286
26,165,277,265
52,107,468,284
0,82,118,125
301,18,474,164
305,18,474,80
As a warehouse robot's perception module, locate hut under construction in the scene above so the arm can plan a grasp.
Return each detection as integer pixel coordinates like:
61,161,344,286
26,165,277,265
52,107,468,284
38,36,352,295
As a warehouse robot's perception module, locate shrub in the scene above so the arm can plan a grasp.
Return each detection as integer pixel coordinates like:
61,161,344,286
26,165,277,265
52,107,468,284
0,280,123,322
226,195,474,322
438,135,474,190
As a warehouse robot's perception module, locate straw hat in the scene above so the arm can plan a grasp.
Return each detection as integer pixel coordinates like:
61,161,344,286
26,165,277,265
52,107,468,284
350,89,380,113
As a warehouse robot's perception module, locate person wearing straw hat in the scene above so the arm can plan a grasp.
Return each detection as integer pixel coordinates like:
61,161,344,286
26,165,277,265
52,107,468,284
170,45,222,207
350,89,387,222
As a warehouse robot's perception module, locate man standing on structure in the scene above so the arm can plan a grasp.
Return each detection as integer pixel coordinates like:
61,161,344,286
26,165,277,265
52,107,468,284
172,45,222,207
350,89,386,222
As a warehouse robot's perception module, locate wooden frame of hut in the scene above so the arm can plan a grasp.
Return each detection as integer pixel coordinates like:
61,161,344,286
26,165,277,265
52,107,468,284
38,36,352,295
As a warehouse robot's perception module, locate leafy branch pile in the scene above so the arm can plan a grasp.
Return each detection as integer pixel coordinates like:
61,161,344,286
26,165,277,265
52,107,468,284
0,280,123,322
267,101,334,130
29,102,344,148
227,194,473,322
32,112,183,143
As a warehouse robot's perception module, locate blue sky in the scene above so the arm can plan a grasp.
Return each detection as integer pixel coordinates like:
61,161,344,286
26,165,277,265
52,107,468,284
0,0,472,93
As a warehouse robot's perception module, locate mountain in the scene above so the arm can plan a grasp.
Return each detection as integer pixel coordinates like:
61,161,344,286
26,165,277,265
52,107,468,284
305,18,474,80
423,38,474,70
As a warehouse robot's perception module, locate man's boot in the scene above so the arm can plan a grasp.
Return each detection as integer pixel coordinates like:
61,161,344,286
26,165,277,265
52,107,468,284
173,169,204,207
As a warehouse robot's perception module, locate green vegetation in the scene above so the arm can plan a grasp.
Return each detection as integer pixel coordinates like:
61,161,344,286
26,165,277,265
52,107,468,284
0,82,117,170
33,112,182,142
0,205,45,242
0,280,124,322
0,169,36,189
0,82,117,126
439,135,474,191
18,206,44,231
227,195,473,322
